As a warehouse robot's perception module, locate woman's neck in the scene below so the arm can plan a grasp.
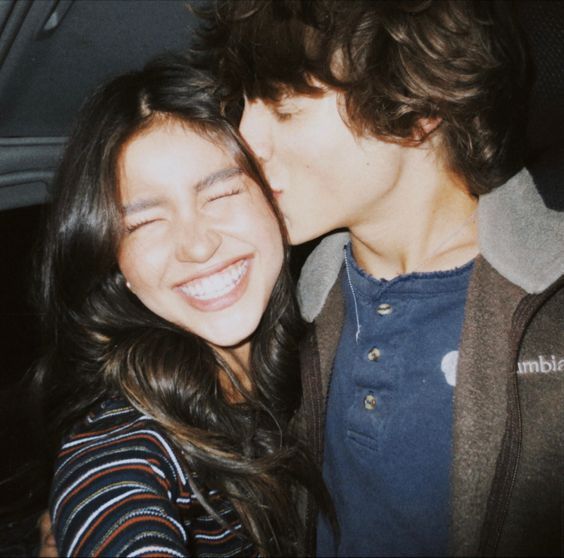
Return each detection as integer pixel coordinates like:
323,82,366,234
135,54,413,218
215,342,252,402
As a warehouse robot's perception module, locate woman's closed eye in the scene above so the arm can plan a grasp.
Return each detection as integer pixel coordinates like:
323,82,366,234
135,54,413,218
205,186,243,204
125,218,160,234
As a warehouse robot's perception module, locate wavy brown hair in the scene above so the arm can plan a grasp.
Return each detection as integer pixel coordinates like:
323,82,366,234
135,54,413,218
195,0,529,195
31,53,330,556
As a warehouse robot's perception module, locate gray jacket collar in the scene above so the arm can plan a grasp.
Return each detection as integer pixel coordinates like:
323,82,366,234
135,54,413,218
297,168,564,322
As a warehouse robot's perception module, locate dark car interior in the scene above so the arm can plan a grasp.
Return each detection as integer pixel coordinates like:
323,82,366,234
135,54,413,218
0,0,562,555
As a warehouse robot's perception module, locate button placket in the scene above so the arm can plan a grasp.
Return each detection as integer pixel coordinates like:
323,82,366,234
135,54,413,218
367,347,381,361
376,303,393,316
364,394,377,410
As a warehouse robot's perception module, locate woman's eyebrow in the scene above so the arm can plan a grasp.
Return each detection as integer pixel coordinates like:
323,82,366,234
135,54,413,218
123,197,164,216
123,167,243,215
193,167,242,193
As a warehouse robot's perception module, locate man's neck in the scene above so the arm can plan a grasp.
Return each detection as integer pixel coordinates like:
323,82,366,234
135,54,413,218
348,154,479,280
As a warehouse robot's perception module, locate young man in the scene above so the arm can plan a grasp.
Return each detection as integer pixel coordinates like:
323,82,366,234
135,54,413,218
198,1,564,556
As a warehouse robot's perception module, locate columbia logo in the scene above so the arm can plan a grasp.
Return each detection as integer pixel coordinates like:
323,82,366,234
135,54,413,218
517,355,564,374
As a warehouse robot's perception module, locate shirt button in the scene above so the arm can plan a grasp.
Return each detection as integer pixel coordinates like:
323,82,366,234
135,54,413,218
376,303,393,316
367,347,381,361
364,394,377,410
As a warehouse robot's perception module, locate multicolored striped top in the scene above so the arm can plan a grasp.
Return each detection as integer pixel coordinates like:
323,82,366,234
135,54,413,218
50,397,256,557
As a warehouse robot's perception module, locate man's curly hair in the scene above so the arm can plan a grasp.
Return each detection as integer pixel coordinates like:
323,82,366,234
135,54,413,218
195,0,529,195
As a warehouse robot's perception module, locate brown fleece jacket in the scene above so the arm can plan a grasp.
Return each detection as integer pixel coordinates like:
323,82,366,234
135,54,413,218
297,169,564,556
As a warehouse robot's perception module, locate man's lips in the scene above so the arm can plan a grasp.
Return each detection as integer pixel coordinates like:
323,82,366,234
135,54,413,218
175,256,252,312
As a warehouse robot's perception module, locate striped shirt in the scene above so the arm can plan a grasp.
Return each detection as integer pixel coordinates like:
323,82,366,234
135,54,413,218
50,398,256,557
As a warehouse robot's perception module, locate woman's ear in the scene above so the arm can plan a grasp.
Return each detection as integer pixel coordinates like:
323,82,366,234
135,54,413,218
118,269,133,292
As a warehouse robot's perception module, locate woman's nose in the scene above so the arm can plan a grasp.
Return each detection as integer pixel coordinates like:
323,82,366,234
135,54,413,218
174,217,221,263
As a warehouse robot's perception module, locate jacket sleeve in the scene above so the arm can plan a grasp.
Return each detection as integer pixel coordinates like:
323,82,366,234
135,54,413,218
50,428,189,557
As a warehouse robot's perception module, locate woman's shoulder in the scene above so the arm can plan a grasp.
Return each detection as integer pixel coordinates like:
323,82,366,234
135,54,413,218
53,397,189,498
50,397,193,556
50,398,256,557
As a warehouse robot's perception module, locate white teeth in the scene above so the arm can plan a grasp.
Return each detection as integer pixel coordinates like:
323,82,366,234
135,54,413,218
179,259,248,301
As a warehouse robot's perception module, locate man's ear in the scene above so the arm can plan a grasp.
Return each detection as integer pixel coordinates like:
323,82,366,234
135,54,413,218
413,117,442,141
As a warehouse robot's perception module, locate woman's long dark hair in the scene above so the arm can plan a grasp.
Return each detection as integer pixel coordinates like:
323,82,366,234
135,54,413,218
32,53,329,556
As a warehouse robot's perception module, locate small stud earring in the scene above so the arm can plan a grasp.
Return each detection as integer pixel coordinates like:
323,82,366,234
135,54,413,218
126,281,132,290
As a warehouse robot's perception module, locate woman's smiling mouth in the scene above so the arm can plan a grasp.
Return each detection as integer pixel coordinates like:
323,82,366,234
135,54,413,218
176,257,252,311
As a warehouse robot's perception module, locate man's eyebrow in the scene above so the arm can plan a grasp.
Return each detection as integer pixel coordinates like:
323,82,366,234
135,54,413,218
193,167,243,193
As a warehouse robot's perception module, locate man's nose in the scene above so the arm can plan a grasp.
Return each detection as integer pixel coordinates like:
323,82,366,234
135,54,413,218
239,99,273,163
175,216,221,264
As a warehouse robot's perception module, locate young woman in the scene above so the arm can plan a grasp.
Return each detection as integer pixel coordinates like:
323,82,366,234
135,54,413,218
33,54,329,557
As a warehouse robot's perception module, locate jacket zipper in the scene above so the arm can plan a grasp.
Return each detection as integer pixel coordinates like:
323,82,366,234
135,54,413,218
478,280,564,554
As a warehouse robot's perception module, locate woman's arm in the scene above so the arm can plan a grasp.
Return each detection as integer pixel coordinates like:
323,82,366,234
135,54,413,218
50,425,189,557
